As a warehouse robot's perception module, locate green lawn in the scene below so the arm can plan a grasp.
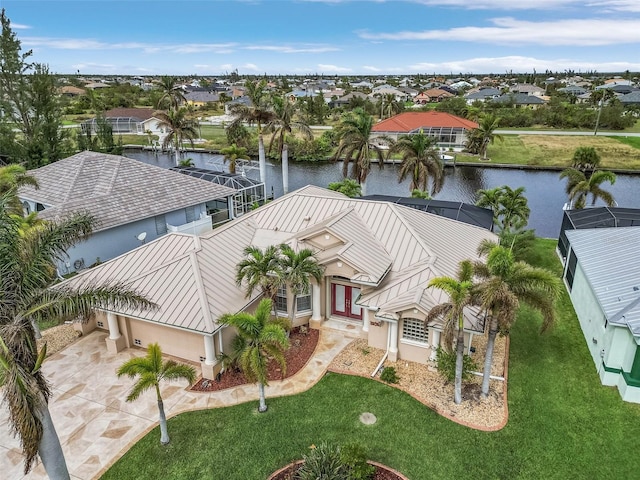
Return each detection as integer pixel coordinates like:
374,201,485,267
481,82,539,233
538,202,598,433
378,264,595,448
610,136,640,149
102,239,640,480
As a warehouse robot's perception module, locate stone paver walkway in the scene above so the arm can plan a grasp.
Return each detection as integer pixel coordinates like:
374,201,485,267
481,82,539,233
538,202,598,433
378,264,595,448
0,330,352,480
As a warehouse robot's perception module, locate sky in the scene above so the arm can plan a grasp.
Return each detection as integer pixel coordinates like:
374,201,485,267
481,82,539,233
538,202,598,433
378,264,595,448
3,0,640,76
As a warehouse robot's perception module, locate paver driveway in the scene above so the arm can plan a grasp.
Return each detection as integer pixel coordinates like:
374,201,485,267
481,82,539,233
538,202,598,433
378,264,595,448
0,330,351,479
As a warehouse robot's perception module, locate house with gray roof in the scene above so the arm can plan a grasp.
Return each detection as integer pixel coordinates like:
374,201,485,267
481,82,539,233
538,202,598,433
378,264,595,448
59,185,496,378
18,151,236,275
464,87,502,104
560,225,640,403
619,91,640,106
493,93,545,109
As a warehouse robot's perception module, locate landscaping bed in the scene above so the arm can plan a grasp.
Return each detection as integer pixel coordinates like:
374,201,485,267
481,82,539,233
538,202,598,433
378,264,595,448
191,326,319,392
269,460,406,480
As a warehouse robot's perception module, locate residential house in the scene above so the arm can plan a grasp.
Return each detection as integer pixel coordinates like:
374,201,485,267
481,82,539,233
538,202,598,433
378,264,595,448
59,86,86,97
184,91,220,107
619,91,640,106
370,111,478,150
464,87,502,104
558,220,640,404
509,83,545,97
60,186,497,379
329,91,368,109
82,108,164,135
370,85,410,102
492,93,546,109
19,152,236,274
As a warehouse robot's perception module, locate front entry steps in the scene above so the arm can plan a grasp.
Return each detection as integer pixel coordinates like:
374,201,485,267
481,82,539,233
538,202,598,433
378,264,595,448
321,318,367,339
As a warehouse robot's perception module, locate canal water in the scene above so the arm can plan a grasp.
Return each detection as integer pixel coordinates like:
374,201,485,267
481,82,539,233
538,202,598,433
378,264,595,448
124,149,640,239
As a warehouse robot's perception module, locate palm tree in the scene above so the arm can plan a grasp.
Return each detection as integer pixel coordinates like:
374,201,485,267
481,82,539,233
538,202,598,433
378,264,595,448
155,75,186,110
571,146,601,177
391,131,444,195
235,245,284,308
154,107,199,165
0,195,154,479
560,168,616,209
473,244,560,398
426,261,475,405
496,186,530,233
327,178,362,198
265,95,312,194
0,164,38,214
177,158,194,167
332,108,385,196
279,244,324,326
219,298,290,412
476,186,504,228
228,80,274,184
476,114,503,160
116,343,196,445
410,189,431,199
220,143,249,175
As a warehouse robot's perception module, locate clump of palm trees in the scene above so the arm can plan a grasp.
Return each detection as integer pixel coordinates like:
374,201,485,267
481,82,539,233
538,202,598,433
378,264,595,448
427,242,561,404
224,243,323,412
476,185,531,234
0,167,155,479
465,113,503,160
560,146,616,209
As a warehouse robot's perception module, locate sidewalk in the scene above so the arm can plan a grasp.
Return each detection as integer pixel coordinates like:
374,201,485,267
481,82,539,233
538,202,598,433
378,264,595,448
0,330,352,480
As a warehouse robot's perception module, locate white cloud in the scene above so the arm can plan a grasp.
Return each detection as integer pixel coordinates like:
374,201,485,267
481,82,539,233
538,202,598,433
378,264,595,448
317,64,352,72
363,65,382,72
359,18,640,46
244,44,339,53
11,23,31,29
242,63,260,71
407,55,640,73
21,37,237,53
302,0,640,11
587,0,640,12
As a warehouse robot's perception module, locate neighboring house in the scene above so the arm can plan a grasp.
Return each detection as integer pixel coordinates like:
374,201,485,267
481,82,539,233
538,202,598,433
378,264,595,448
184,91,220,107
59,86,86,97
224,96,252,114
414,88,454,104
82,107,164,135
329,91,368,108
619,91,640,106
492,93,546,109
464,87,502,104
370,111,478,149
351,80,373,89
509,83,545,97
285,90,318,101
370,85,409,102
18,152,236,274
558,85,588,96
559,225,640,404
60,186,496,379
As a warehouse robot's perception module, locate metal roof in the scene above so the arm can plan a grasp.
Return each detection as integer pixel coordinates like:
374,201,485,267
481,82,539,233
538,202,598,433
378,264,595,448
60,185,497,334
566,227,640,336
19,152,236,232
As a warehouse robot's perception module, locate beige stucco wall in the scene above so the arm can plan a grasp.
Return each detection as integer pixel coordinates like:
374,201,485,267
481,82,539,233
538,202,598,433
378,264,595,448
367,319,388,350
128,321,205,364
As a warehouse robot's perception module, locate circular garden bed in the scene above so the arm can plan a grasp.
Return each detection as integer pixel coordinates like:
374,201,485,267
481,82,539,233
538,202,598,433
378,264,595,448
269,460,408,480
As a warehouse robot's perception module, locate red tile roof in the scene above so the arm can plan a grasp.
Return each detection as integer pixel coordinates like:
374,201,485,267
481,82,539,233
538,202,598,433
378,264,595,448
372,112,478,132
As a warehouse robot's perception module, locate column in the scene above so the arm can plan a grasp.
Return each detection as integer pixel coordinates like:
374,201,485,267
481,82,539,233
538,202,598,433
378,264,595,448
362,312,370,333
310,282,323,329
430,329,441,361
105,312,126,354
107,312,120,340
389,321,398,361
204,335,216,365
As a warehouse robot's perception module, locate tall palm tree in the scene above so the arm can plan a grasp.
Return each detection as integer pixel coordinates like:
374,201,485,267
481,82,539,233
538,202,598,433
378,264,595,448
476,113,503,160
154,107,199,165
155,75,186,110
560,168,616,209
0,164,38,214
228,80,274,184
332,108,385,196
220,143,249,175
391,131,444,195
476,186,504,228
235,245,284,308
0,195,154,480
219,298,289,412
265,95,313,194
426,261,475,405
473,244,560,398
571,146,601,177
279,244,324,326
116,343,196,445
496,186,530,233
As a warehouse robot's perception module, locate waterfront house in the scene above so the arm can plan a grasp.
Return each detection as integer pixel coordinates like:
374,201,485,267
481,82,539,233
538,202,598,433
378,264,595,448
81,107,164,135
19,152,236,274
60,186,496,378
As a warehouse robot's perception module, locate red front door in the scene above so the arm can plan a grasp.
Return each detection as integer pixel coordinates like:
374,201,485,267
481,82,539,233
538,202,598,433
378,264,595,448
331,283,362,320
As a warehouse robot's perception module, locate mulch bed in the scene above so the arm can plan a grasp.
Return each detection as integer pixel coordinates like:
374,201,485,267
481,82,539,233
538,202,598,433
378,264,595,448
190,326,319,392
270,462,404,480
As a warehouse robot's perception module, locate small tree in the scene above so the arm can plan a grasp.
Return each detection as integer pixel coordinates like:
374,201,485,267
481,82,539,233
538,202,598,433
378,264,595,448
279,244,324,327
117,343,196,445
219,299,289,412
327,178,362,198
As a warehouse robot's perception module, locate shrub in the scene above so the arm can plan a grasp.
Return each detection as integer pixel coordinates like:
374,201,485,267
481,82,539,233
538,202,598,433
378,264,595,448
380,366,399,384
296,443,348,480
435,347,478,383
340,443,375,480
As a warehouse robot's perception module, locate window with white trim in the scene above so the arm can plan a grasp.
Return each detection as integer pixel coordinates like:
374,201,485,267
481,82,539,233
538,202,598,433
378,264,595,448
275,285,288,314
402,318,428,344
296,286,311,312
